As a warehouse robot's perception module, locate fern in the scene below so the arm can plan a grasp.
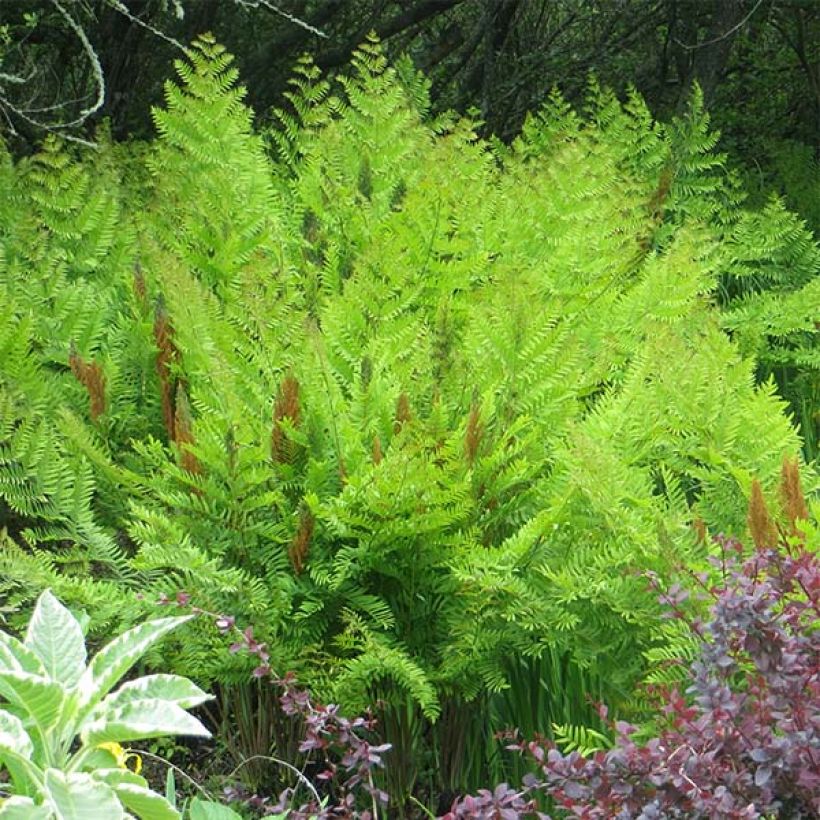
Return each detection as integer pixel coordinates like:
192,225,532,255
552,722,612,756
0,36,816,798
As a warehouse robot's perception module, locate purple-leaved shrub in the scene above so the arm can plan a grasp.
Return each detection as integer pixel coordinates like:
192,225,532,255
445,524,819,819
158,593,391,818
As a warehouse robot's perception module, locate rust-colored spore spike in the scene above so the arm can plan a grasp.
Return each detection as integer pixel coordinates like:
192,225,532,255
271,374,301,464
637,165,674,254
648,165,674,221
394,392,412,435
153,298,179,440
747,479,777,550
174,383,202,476
465,401,483,465
289,505,314,575
69,344,106,422
372,434,383,465
780,455,808,532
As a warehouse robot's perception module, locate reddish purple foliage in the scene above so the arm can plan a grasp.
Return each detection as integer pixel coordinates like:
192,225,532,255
447,537,820,819
267,677,391,819
439,783,547,820
157,592,391,818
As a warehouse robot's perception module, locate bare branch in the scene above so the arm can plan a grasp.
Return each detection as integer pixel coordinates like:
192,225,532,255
0,0,104,147
674,0,765,50
47,0,106,128
0,69,34,86
104,0,189,53
236,0,329,39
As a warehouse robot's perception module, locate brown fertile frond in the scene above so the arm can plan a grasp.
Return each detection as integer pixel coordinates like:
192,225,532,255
648,165,674,221
780,455,809,532
174,382,202,476
69,344,106,422
637,165,674,254
465,401,483,465
289,505,314,575
372,434,383,465
154,297,179,440
394,392,412,435
747,479,777,549
271,374,301,464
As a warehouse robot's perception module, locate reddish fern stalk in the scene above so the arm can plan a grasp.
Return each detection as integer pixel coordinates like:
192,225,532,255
393,392,412,435
173,383,202,477
464,401,483,465
747,478,777,549
271,374,301,464
780,455,808,533
289,505,314,575
153,297,179,440
69,343,106,421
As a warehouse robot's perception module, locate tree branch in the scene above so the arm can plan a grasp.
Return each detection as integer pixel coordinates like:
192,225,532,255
236,0,329,39
674,0,765,50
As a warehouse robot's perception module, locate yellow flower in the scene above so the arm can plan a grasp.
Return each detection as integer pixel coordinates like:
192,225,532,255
96,741,143,775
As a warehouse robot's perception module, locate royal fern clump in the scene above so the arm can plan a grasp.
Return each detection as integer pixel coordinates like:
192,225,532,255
0,34,817,800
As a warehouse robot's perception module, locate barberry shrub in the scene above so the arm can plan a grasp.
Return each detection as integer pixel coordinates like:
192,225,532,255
163,596,392,819
447,506,820,819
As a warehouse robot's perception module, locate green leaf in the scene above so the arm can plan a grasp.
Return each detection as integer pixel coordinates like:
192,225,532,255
0,672,64,732
43,769,124,820
113,783,181,819
0,746,43,797
188,797,244,820
0,633,47,677
165,769,176,807
0,796,52,819
75,616,193,719
25,591,86,687
0,709,34,759
69,744,119,772
99,675,212,713
91,768,148,789
80,700,211,746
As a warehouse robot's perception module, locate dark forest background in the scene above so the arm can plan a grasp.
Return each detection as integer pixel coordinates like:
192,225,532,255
0,1,818,230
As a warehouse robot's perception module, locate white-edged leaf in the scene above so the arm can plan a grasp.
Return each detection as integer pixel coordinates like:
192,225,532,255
0,672,64,732
25,591,86,687
76,617,193,719
0,741,43,794
80,700,211,746
0,709,34,759
114,784,181,820
0,795,52,819
43,769,124,820
188,798,244,820
98,675,213,714
0,632,47,676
